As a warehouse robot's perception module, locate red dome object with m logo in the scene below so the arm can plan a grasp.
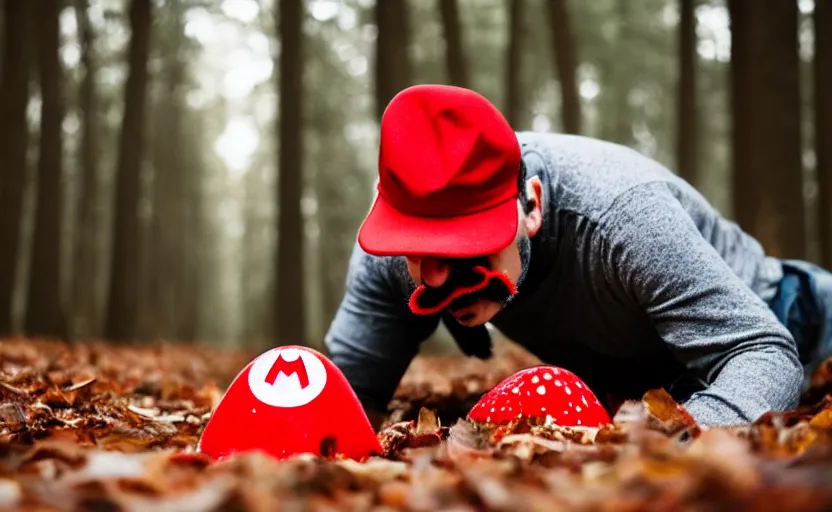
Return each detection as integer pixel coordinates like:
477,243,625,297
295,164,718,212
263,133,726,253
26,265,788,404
197,345,382,462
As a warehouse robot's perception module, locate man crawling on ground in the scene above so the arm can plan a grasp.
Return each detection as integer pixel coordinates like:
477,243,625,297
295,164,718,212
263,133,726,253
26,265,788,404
323,84,832,429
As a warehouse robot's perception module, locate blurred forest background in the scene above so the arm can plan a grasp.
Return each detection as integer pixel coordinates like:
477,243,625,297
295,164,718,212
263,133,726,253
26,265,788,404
0,0,828,353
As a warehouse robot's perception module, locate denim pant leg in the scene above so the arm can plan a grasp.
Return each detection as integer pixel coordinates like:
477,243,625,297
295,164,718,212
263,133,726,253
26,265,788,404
769,259,832,389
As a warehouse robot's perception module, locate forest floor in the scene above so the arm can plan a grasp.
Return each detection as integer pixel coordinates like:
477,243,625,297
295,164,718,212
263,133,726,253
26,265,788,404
3,339,832,511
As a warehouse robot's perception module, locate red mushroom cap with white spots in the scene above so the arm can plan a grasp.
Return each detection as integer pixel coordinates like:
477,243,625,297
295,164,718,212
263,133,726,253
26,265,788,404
468,366,611,427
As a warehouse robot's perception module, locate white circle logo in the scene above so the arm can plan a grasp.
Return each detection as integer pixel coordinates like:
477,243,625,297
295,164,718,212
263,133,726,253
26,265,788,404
247,347,327,407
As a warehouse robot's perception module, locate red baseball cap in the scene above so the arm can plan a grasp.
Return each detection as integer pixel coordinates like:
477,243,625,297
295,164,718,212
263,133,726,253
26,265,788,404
358,84,522,258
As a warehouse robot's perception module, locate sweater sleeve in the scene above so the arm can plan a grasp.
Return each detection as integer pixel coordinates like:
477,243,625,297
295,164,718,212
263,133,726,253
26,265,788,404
324,241,440,414
600,183,803,426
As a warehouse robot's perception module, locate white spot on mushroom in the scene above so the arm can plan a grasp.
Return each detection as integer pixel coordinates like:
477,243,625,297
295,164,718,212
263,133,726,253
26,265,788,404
537,385,546,395
577,419,581,425
582,396,588,406
563,410,569,415
512,387,519,394
541,407,546,412
532,375,540,384
544,373,552,380
517,412,522,418
576,405,582,412
491,407,495,412
576,382,582,389
565,386,572,395
500,407,505,411
569,402,573,408
487,416,491,422
555,380,562,387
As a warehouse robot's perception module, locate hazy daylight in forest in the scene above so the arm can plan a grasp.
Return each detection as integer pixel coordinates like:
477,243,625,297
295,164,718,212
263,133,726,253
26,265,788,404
0,0,826,353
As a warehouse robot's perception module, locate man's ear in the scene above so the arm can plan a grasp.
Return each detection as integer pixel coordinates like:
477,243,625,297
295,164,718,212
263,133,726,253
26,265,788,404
523,176,543,237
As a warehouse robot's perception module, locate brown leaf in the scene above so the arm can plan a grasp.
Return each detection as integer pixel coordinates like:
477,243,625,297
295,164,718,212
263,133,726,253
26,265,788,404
642,388,700,438
0,403,26,432
17,439,89,477
811,408,832,428
415,407,439,435
446,420,496,464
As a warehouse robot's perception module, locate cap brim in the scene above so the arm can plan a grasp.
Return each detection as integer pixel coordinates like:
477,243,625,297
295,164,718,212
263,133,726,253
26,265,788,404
357,194,519,258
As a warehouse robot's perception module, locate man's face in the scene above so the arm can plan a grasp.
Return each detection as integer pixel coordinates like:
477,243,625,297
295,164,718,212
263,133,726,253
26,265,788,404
404,179,543,326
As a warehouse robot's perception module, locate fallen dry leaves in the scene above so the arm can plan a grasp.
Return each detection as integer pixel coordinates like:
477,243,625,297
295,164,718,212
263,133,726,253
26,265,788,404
2,338,832,511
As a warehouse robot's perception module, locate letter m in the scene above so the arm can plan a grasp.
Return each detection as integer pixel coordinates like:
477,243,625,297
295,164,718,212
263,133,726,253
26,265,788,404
265,352,310,389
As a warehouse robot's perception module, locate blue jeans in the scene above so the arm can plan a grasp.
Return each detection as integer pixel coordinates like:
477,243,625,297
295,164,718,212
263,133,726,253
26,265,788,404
767,259,832,389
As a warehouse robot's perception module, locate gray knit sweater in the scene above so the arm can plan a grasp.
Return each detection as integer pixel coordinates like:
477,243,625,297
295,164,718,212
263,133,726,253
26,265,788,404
324,132,803,427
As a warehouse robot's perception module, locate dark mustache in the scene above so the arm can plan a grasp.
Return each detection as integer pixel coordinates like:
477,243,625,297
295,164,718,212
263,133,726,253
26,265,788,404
407,259,516,315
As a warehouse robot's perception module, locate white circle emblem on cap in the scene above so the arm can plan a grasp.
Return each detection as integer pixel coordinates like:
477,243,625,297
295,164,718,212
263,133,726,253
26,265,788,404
247,347,327,407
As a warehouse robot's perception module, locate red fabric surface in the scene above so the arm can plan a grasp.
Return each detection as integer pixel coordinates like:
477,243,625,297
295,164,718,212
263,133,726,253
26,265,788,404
359,84,522,258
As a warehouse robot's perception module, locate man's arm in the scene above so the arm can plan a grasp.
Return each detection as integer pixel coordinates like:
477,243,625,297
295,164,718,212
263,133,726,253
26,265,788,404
600,183,803,426
324,241,440,427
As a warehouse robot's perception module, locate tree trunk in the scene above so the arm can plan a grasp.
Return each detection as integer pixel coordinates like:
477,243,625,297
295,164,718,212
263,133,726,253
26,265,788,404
177,108,203,342
816,0,832,268
438,0,468,88
274,0,306,348
105,0,152,343
25,0,65,339
0,1,31,336
147,95,180,339
504,0,523,128
146,6,186,341
601,1,633,145
71,0,101,340
676,0,698,185
145,103,172,339
545,0,581,134
178,108,212,343
178,138,202,341
729,0,804,259
374,0,412,120
0,2,5,82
